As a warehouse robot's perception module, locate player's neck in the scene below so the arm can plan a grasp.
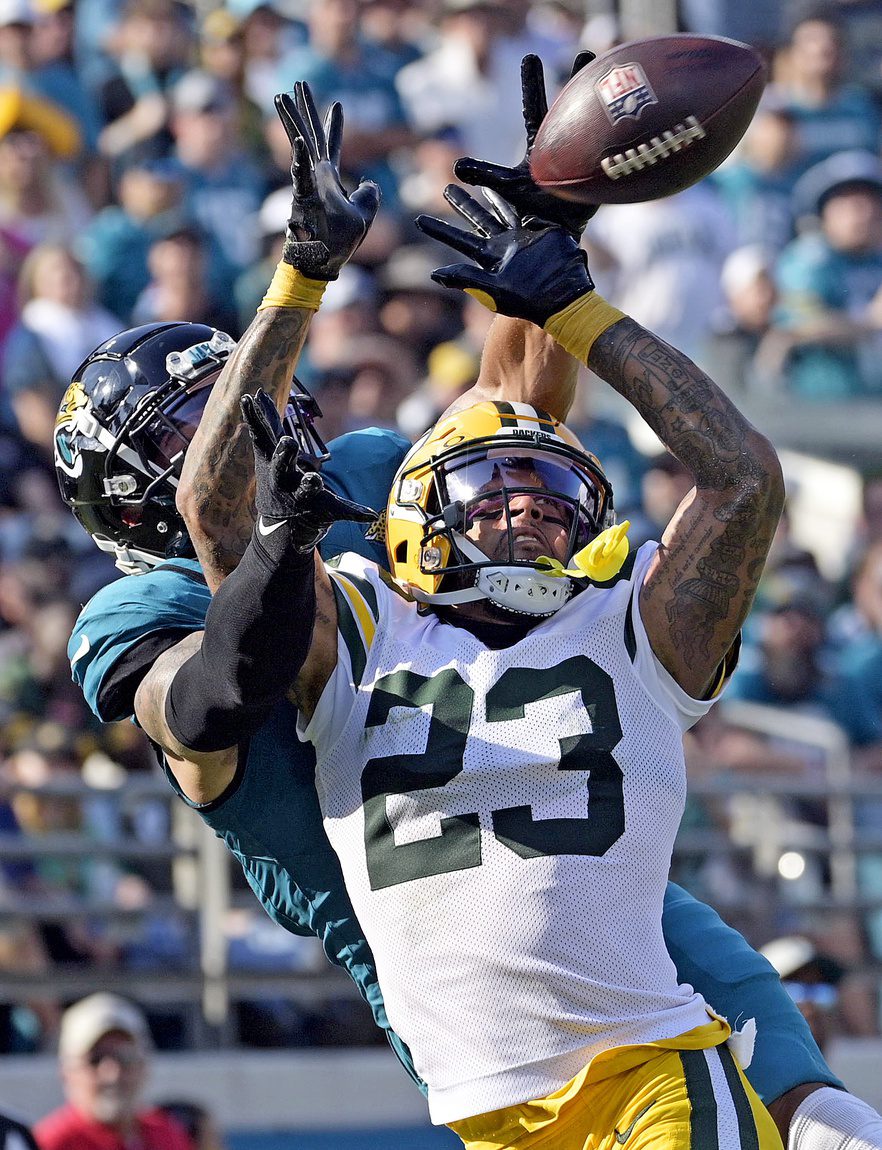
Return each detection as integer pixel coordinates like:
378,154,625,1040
435,602,538,648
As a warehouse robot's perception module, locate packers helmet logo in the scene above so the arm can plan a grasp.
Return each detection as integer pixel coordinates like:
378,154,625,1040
54,379,89,478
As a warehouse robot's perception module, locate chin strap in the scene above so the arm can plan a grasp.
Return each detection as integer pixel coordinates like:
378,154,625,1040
406,523,630,617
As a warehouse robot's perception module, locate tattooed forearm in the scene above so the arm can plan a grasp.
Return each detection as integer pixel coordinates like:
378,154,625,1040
177,308,314,587
592,317,785,696
589,318,760,492
662,494,768,665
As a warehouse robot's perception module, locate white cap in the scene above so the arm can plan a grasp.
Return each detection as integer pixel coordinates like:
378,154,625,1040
0,0,34,25
721,244,774,299
258,186,290,238
58,993,151,1060
759,935,818,979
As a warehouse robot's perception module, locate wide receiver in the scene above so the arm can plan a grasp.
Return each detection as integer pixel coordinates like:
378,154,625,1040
61,68,881,1150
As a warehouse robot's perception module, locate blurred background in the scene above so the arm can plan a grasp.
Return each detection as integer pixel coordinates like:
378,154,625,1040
1,0,882,1145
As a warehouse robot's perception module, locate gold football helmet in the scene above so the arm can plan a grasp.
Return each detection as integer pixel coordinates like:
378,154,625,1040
386,401,614,616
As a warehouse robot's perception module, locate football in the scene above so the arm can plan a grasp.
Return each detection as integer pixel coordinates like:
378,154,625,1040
529,35,766,205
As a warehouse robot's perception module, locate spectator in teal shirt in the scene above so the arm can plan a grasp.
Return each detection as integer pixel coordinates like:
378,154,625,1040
774,151,882,399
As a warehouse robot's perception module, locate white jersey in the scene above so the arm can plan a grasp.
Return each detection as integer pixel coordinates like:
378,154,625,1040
301,541,720,1124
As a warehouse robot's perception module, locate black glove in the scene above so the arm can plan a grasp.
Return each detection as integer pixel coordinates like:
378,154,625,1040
454,53,599,239
241,390,376,553
274,81,381,279
415,186,593,327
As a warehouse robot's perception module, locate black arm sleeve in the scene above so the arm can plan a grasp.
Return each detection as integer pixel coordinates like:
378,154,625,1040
165,525,317,752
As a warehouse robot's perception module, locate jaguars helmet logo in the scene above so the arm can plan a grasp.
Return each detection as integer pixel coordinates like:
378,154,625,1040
54,379,90,478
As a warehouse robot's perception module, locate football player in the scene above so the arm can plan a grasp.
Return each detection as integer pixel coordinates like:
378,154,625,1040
61,68,881,1150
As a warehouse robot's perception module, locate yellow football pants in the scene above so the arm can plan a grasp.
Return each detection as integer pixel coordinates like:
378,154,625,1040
449,1020,784,1150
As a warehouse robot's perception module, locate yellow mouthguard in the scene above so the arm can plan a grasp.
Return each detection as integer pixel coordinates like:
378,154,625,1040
536,521,630,582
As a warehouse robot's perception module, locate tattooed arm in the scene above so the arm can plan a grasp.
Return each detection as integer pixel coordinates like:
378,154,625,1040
415,187,785,698
177,82,380,592
588,320,784,698
176,307,312,592
133,556,338,803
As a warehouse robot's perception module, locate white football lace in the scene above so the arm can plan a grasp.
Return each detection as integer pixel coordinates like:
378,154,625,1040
601,117,707,180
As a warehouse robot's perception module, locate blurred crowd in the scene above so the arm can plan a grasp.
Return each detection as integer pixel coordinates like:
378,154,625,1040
0,0,881,1057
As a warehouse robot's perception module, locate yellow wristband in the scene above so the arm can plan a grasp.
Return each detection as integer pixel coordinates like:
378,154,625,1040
258,262,328,311
543,292,626,362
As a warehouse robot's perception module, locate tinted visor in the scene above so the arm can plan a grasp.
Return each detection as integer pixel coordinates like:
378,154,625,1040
443,450,602,547
138,376,216,474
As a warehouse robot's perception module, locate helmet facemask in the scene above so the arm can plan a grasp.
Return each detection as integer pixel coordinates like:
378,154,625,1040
400,436,614,617
55,323,328,575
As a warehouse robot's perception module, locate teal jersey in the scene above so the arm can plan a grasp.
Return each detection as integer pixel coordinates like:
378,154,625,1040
68,426,840,1107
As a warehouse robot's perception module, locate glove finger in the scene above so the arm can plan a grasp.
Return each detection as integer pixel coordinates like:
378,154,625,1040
444,184,506,237
569,49,596,79
270,435,302,491
273,91,302,149
291,136,316,200
322,492,377,523
480,187,521,229
278,86,315,162
414,213,490,264
295,81,326,159
240,393,278,458
520,54,548,146
350,179,382,225
454,156,519,194
325,101,343,166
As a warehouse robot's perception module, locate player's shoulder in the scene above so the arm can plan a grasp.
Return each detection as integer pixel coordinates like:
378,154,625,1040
70,559,211,717
325,552,412,682
71,559,209,649
324,426,410,501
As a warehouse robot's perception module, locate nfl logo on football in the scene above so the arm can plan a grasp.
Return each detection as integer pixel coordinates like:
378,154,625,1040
596,63,658,123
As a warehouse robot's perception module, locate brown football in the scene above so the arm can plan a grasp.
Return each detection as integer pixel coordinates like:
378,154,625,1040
529,35,766,205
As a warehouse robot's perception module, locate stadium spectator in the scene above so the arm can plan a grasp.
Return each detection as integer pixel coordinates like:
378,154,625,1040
2,243,120,454
774,150,882,400
0,92,88,247
0,0,92,161
771,4,882,174
196,8,265,168
276,0,414,211
710,244,782,396
76,156,187,321
131,226,240,335
94,0,192,173
586,182,736,367
376,242,464,366
167,68,264,288
396,0,536,167
357,0,426,81
712,96,801,254
235,0,302,117
33,993,191,1150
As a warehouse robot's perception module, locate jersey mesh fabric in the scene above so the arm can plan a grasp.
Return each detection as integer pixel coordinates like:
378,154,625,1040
303,542,718,1124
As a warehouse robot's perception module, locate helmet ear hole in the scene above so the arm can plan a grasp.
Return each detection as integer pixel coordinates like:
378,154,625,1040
394,541,407,563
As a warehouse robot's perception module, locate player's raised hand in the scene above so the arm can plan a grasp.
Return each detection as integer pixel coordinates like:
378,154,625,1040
415,185,594,327
241,390,375,552
453,53,599,238
274,81,381,279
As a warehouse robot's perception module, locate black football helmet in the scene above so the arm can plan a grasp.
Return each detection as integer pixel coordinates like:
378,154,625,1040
55,322,329,575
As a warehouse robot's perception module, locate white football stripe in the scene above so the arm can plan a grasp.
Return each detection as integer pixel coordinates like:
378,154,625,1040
704,1046,743,1148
